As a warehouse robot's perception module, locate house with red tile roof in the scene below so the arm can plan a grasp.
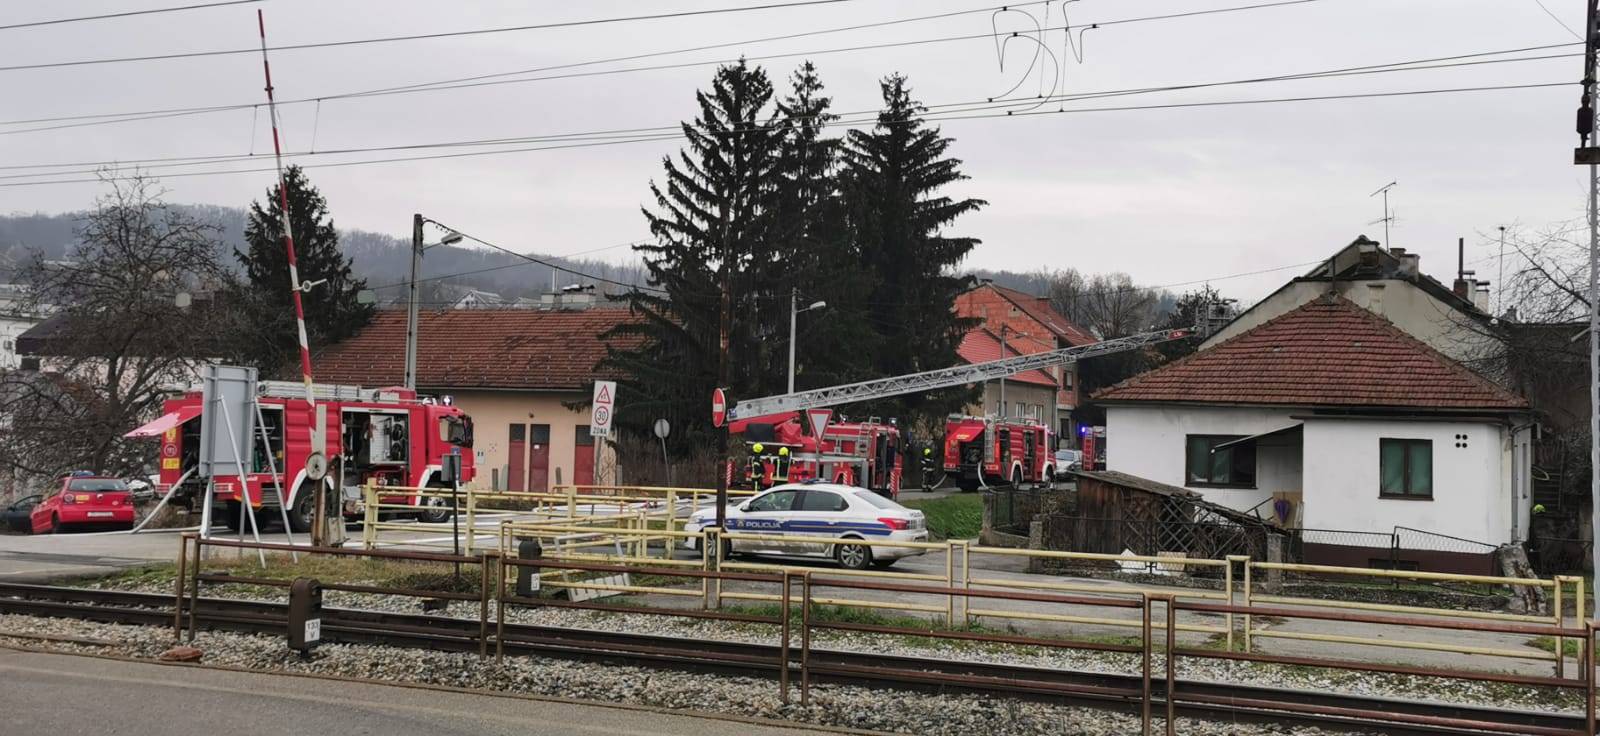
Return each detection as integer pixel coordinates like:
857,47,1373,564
1094,295,1533,572
955,327,1058,423
315,308,640,492
954,282,1095,442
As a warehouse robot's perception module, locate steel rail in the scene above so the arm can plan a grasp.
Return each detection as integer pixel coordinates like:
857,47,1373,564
0,582,1586,736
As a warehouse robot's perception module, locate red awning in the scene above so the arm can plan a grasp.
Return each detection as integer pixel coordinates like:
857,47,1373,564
948,424,984,443
124,406,201,438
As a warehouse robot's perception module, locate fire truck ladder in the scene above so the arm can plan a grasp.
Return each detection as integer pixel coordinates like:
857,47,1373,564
727,326,1197,421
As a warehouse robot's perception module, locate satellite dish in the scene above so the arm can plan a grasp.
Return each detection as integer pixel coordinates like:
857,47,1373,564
653,418,671,439
305,452,328,481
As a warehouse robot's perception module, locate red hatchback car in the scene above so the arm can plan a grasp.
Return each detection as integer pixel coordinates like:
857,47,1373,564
29,474,135,534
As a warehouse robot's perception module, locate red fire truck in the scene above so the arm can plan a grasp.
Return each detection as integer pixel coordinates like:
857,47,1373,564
129,381,475,532
943,415,1055,491
730,412,903,497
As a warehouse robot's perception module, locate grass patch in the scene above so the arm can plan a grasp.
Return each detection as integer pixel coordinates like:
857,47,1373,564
902,494,983,540
80,553,486,597
1528,635,1582,659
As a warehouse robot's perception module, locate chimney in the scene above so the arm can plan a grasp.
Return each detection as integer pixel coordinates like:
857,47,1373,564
1454,269,1476,300
1472,281,1491,313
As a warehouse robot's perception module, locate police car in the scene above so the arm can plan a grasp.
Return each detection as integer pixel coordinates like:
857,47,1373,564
683,481,928,570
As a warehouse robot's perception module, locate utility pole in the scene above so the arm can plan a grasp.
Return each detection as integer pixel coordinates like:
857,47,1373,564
715,236,732,536
998,325,1008,418
1575,0,1600,582
1497,225,1507,316
405,213,423,391
787,288,826,394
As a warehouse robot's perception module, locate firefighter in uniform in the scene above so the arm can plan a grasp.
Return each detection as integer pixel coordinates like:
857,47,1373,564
920,446,937,492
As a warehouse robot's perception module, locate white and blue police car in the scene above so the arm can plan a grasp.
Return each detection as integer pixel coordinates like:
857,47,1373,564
683,481,928,570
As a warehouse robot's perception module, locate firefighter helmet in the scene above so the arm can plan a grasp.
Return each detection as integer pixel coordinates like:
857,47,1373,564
923,447,932,456
751,442,765,454
778,447,789,457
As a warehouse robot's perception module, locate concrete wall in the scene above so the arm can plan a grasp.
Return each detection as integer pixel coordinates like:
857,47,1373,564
445,388,617,490
1105,405,1302,513
1301,418,1511,545
1203,280,1497,371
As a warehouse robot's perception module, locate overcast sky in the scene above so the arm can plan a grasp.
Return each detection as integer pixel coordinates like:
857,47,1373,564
0,0,1587,304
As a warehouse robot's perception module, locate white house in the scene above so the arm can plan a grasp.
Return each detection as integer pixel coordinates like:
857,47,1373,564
1097,295,1532,572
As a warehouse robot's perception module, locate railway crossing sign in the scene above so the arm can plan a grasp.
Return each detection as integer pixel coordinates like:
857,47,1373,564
591,381,616,438
711,388,727,428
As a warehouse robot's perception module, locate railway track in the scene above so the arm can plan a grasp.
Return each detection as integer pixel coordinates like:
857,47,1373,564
0,582,1584,736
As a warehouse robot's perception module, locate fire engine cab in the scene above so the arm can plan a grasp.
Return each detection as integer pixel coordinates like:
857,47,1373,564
129,381,475,532
730,412,903,498
943,415,1054,491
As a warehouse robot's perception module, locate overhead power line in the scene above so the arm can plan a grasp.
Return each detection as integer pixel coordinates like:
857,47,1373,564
0,0,260,31
425,221,671,296
0,42,1573,177
365,240,646,291
0,80,1569,189
0,0,1339,132
0,0,870,73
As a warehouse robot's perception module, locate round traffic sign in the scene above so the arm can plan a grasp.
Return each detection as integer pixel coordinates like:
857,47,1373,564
593,405,611,427
653,418,671,439
711,388,727,428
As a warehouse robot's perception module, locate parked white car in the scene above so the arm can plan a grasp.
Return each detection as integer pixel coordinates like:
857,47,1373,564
1054,449,1083,472
683,482,928,570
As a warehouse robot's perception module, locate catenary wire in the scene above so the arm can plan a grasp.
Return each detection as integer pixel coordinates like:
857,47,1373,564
0,0,875,73
0,0,261,31
0,45,1575,177
0,0,1341,133
0,80,1570,189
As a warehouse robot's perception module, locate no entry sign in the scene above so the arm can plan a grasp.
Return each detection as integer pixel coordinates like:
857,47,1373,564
711,388,727,428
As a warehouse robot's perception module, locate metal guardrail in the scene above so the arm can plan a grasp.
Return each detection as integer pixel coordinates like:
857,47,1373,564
171,534,1600,736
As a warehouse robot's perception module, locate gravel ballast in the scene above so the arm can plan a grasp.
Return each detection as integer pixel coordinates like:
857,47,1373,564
0,612,1367,736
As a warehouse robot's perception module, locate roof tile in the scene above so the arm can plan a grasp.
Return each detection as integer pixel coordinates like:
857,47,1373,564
1093,296,1527,411
314,308,642,391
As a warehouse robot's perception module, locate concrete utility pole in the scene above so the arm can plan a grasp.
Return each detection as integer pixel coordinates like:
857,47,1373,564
998,325,1008,418
405,213,423,391
1577,0,1600,581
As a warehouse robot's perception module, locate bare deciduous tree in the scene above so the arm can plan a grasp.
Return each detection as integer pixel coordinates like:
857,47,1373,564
0,173,234,486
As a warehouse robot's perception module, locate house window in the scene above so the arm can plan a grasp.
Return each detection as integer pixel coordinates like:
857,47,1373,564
1031,404,1043,420
1184,435,1256,488
1062,368,1073,391
1379,438,1432,499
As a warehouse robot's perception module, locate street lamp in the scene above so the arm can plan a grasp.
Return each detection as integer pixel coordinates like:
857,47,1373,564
405,214,464,391
788,287,827,394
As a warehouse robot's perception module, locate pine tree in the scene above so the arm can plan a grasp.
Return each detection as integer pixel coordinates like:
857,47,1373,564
236,166,374,375
840,74,986,432
605,60,786,448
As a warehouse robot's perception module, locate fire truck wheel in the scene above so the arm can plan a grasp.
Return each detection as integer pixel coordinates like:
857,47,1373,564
834,540,872,570
288,488,316,534
1010,468,1023,488
418,492,453,524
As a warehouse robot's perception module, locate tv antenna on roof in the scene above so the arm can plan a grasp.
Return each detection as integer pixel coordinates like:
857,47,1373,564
1368,181,1398,248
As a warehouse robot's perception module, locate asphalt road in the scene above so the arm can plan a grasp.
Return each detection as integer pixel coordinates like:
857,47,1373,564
0,648,843,736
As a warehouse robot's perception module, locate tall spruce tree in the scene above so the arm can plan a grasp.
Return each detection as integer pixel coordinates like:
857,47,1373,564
606,60,786,449
770,63,875,391
236,166,373,375
841,73,986,432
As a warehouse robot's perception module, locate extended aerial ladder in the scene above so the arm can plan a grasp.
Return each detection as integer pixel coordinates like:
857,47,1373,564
727,325,1198,421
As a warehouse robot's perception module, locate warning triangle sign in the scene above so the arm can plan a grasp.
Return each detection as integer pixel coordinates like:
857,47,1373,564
596,385,612,404
807,409,833,439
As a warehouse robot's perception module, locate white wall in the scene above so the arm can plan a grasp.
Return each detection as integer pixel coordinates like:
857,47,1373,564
1300,418,1511,545
1106,405,1303,513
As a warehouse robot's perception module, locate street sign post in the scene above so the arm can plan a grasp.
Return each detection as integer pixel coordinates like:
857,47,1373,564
590,380,616,438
